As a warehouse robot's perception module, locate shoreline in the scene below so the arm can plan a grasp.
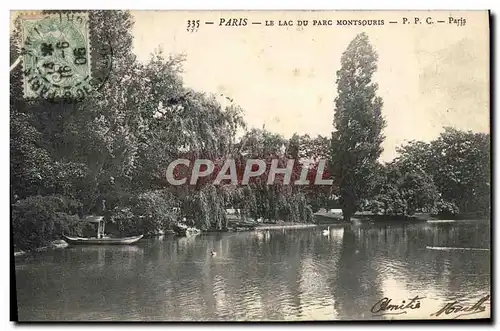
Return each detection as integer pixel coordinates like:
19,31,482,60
313,211,490,224
254,223,317,230
14,215,490,254
14,239,69,257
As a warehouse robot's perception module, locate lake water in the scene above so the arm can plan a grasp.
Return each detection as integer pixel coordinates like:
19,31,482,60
14,221,491,321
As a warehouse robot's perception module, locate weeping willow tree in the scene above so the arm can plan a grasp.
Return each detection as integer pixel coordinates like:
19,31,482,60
208,150,316,226
173,156,316,230
242,181,314,223
230,130,316,225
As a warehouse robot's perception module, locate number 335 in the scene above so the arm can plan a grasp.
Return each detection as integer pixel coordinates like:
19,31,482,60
186,20,200,32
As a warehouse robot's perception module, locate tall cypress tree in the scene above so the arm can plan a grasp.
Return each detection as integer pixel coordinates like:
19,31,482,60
330,32,386,222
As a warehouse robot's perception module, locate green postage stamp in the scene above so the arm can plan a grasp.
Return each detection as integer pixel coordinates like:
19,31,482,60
20,12,92,100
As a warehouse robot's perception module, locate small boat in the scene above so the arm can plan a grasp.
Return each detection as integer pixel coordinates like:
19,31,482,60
63,215,143,245
63,234,143,245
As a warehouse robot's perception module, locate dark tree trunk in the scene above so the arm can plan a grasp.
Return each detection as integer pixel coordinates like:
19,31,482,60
342,206,355,222
342,209,351,222
340,186,358,223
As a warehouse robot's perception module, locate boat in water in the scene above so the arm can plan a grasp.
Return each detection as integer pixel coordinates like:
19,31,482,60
63,234,143,245
63,215,143,245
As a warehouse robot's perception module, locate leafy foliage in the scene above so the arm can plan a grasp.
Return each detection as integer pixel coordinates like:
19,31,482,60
133,190,179,234
365,161,439,216
432,200,460,217
11,195,82,250
396,127,490,216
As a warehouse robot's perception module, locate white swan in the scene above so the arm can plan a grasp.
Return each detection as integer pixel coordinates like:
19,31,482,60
322,227,330,236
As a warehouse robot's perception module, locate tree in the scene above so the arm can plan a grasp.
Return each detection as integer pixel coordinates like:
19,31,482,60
10,11,139,210
11,195,83,250
286,133,330,162
283,134,334,212
237,128,286,158
10,11,148,248
430,128,490,215
366,161,439,217
397,127,490,216
330,32,386,222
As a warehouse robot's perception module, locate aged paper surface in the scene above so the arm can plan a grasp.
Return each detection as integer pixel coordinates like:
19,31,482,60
11,10,490,322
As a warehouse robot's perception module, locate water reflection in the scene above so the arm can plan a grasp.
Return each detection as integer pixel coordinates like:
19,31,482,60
15,221,490,321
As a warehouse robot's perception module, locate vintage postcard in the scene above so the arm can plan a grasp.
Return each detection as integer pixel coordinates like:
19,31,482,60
10,10,490,322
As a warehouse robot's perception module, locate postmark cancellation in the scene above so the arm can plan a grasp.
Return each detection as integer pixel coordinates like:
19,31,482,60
20,12,92,100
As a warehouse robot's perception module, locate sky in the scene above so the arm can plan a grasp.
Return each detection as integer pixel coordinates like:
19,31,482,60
89,11,494,161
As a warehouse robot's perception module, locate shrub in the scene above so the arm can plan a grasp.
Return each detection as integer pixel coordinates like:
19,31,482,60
11,195,82,251
432,200,460,218
134,190,178,234
109,207,138,236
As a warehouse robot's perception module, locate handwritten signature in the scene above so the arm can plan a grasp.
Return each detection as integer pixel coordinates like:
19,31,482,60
431,295,490,319
371,296,424,316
